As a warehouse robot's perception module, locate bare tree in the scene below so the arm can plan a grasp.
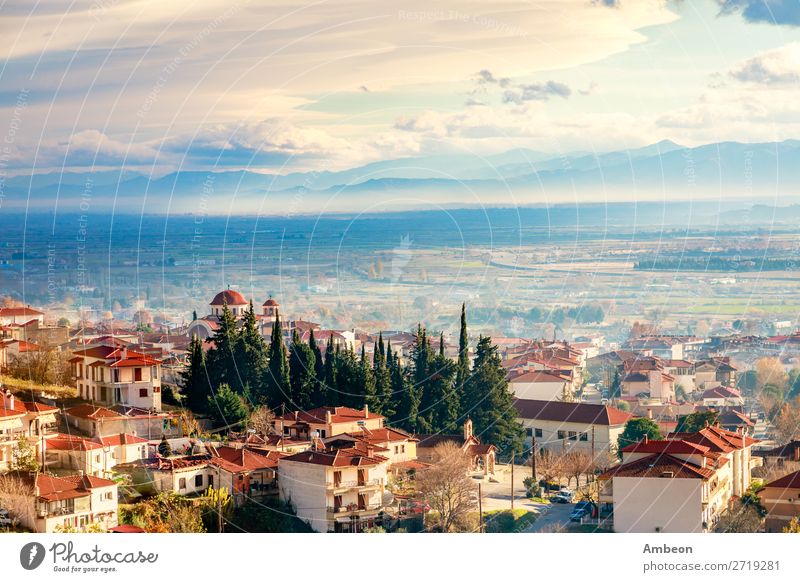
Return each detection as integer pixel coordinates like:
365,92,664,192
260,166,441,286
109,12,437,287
773,400,800,445
0,473,35,529
715,503,763,533
562,450,594,488
6,342,72,386
416,441,477,532
536,450,566,487
248,405,276,436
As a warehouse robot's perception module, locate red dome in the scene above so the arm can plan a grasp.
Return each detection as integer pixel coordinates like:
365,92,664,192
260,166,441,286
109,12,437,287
262,298,279,307
210,290,248,306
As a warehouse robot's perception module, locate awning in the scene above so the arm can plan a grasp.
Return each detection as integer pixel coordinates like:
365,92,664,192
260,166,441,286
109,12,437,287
0,417,23,430
38,414,57,425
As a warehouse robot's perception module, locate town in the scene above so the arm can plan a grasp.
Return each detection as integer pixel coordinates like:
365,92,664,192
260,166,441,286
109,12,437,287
2,289,800,534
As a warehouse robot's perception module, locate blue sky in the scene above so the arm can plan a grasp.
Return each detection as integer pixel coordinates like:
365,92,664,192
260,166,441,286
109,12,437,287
2,0,800,176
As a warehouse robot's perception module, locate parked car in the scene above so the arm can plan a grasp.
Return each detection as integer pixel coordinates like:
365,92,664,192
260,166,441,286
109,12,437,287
570,501,592,521
553,490,574,503
0,509,12,527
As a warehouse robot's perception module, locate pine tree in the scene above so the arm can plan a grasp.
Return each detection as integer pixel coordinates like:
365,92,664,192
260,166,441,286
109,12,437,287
455,303,470,406
264,314,290,409
180,335,213,413
465,336,524,459
205,302,240,391
289,329,316,409
235,301,268,400
157,435,173,457
207,383,249,429
427,353,459,433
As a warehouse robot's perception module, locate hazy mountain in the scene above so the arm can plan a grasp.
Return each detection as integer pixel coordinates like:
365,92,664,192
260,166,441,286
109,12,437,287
6,139,800,215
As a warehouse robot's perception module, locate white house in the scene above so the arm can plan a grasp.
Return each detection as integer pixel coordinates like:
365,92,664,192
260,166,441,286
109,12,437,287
278,442,389,532
508,370,574,401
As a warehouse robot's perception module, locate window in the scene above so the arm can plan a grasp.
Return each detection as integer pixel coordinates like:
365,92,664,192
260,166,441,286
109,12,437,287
394,446,399,454
568,431,577,441
535,428,543,438
152,366,159,379
525,428,533,437
195,475,203,487
139,388,148,398
95,455,101,463
179,478,186,489
580,432,588,442
105,492,114,500
400,445,405,453
208,475,213,488
557,430,567,440
134,368,142,382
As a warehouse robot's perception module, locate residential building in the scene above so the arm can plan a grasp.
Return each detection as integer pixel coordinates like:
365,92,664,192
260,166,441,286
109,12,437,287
278,442,389,532
63,403,180,438
760,471,800,532
274,406,384,440
69,340,163,411
694,358,737,391
599,425,758,533
44,433,149,477
513,399,631,461
0,306,45,326
701,386,744,408
17,473,118,533
508,370,574,401
119,445,283,506
0,390,58,471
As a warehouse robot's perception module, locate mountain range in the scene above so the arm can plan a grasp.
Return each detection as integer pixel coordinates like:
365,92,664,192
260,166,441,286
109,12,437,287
5,139,800,216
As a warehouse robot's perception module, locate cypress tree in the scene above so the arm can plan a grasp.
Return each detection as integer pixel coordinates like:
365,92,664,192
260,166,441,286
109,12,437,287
289,329,316,409
359,344,378,410
207,383,249,429
466,336,524,459
455,303,470,408
323,339,337,406
206,302,240,391
390,347,419,433
235,301,268,399
373,333,393,416
264,314,291,408
308,330,326,407
180,335,212,413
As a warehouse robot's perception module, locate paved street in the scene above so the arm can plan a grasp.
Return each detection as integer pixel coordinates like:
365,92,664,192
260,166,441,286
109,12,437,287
522,501,574,532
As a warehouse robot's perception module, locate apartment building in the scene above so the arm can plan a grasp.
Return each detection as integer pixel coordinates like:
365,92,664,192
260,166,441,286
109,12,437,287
760,471,800,533
278,442,389,532
274,406,385,440
599,425,758,533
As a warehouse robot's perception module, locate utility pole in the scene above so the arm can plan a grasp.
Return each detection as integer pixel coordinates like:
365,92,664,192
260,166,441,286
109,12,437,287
478,482,483,533
531,436,537,481
510,451,515,511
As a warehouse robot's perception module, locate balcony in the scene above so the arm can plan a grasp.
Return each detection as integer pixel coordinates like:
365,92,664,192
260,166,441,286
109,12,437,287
327,478,381,491
326,503,382,516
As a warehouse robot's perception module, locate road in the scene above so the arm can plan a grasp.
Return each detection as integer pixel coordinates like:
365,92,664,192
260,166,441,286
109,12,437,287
522,501,575,532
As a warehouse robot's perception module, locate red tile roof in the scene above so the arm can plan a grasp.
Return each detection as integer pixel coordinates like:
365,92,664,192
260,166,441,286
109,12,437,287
764,470,800,490
276,406,383,424
513,399,632,426
599,453,715,480
621,439,711,455
210,290,247,306
281,446,386,467
210,446,284,472
0,307,44,317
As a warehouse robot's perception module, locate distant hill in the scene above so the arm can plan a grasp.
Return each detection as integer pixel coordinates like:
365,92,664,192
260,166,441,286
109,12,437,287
6,139,800,215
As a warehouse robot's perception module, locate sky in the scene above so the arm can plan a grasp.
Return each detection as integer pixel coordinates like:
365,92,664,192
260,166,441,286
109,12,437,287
3,0,800,176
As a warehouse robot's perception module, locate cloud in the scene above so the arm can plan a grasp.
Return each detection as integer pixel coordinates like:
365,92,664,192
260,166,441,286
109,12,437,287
502,81,572,104
476,69,511,87
592,0,622,7
728,42,800,84
579,81,599,96
718,0,800,26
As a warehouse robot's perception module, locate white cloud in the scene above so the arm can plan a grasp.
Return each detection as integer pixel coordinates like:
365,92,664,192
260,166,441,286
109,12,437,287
729,42,800,85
